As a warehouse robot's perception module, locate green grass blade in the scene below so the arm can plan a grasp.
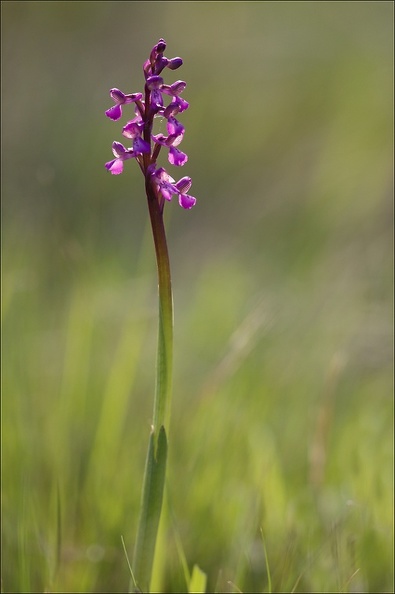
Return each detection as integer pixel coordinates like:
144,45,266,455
260,528,272,594
189,564,207,593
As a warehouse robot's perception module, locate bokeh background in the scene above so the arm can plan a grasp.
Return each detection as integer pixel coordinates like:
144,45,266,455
2,2,393,593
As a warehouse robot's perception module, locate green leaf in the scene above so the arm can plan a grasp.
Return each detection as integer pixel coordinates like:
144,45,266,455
131,426,168,593
188,564,207,594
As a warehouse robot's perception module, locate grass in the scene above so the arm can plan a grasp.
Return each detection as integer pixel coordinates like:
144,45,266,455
2,227,393,592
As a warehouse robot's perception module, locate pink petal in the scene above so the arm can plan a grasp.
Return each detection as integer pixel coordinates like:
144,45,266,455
106,158,124,175
179,194,196,209
105,104,122,121
168,146,188,166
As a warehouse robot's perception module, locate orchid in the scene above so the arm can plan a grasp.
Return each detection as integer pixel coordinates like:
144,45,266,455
105,88,143,121
105,38,196,210
103,40,197,593
150,166,196,209
104,140,148,175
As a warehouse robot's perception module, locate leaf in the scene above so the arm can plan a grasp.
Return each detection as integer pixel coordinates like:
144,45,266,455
188,564,207,594
131,426,168,593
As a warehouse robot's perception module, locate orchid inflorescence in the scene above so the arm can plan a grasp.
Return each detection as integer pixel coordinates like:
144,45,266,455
105,38,196,210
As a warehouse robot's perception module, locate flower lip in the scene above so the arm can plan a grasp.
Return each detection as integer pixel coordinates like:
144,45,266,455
167,116,184,137
168,146,188,166
105,159,124,175
179,193,196,209
105,104,123,121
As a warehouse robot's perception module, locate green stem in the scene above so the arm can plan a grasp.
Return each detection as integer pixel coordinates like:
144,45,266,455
131,179,173,593
146,179,173,436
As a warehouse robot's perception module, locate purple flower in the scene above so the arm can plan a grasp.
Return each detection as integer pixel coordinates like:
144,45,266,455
175,176,196,209
105,88,143,121
122,120,151,154
150,167,196,210
163,96,189,118
145,76,188,115
104,39,197,209
152,116,188,166
167,115,184,137
178,194,196,210
146,77,165,113
150,167,179,201
167,57,183,70
144,39,183,78
105,142,136,175
151,133,188,167
158,143,188,167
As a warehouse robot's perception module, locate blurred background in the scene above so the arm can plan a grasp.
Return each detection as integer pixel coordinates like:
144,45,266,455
2,2,393,593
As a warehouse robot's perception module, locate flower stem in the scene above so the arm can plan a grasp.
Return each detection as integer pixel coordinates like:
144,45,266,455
131,179,173,593
146,178,173,436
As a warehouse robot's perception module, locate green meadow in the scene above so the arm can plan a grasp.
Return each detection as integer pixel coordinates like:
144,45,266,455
2,2,393,592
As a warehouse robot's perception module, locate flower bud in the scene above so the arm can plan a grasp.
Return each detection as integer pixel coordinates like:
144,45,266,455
167,57,183,70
